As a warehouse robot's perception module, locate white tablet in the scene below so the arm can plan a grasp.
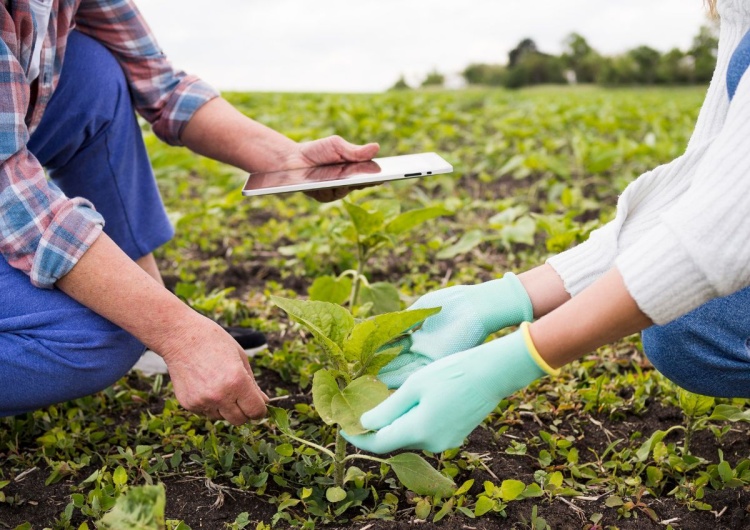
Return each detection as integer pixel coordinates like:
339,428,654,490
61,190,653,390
242,152,453,197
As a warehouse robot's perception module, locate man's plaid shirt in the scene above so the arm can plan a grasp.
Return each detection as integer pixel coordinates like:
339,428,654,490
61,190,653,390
0,0,219,288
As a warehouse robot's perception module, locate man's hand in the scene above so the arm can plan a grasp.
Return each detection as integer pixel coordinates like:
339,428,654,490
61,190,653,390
289,136,380,203
159,313,269,425
344,325,557,454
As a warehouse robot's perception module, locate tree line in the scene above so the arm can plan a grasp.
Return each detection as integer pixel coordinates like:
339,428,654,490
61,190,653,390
393,27,718,90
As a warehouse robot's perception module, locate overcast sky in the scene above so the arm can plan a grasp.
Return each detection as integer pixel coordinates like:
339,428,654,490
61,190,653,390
136,0,710,93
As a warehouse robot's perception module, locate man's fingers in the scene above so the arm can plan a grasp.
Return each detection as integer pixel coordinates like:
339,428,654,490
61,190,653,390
334,138,380,162
219,402,249,426
360,383,419,431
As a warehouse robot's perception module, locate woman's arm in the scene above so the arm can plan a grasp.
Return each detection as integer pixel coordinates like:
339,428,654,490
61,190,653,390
530,267,652,368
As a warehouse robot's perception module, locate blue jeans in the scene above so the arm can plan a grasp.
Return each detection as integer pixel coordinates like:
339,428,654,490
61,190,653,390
0,32,173,416
643,286,750,398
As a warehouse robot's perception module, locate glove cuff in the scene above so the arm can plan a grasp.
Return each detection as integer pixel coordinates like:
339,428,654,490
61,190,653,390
519,322,560,376
469,272,534,333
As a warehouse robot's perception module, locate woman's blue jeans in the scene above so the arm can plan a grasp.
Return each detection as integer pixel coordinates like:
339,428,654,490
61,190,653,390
642,285,750,398
0,32,173,416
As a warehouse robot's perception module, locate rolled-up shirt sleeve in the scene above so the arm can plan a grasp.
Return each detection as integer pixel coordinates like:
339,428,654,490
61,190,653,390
0,38,103,288
74,0,220,146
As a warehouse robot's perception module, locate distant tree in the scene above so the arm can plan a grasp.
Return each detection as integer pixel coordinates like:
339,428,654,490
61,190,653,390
505,54,566,89
657,48,693,84
691,25,719,83
509,38,538,67
562,33,602,83
462,63,506,86
628,46,662,84
421,69,445,88
389,75,411,91
597,54,639,85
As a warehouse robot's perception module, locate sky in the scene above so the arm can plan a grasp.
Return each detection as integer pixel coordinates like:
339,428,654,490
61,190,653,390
136,0,710,93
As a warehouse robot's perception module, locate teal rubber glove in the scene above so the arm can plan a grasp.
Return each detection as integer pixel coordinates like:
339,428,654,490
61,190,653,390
377,272,533,389
344,323,559,454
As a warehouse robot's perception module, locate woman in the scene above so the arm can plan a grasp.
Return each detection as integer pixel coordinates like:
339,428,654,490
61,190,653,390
345,0,750,454
0,0,378,423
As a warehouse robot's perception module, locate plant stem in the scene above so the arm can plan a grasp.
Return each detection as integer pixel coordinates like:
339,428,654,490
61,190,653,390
684,420,694,456
334,428,347,487
348,244,366,310
343,453,388,465
283,433,336,460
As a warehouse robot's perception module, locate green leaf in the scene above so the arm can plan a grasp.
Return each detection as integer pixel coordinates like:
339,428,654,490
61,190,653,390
343,201,384,237
499,479,526,501
636,429,669,462
415,499,431,520
275,444,294,457
270,296,353,369
325,486,347,503
361,346,401,377
267,406,292,435
331,376,390,435
605,495,623,508
718,460,734,483
433,497,454,522
646,466,663,487
454,479,475,497
309,275,353,305
385,206,451,235
474,496,495,516
678,389,715,417
344,307,440,370
386,453,456,498
358,282,402,315
98,484,166,530
113,466,128,487
709,404,750,422
312,369,340,426
436,230,484,259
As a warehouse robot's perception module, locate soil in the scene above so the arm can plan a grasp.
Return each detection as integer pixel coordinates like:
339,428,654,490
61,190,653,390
4,359,750,530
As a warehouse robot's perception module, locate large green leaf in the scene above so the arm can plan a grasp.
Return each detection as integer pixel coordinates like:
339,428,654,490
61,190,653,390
678,389,715,418
358,282,401,315
270,296,354,368
331,376,390,435
343,201,385,237
436,230,484,259
386,453,456,498
98,484,166,530
344,307,440,369
312,369,340,426
385,206,452,235
309,275,353,305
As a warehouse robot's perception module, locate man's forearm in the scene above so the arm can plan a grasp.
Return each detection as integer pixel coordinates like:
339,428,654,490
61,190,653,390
56,233,195,354
529,267,653,369
180,97,298,174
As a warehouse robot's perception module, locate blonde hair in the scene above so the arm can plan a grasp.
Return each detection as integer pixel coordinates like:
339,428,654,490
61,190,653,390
706,0,718,17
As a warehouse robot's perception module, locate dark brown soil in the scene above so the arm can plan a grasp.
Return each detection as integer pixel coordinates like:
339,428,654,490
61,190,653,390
4,361,750,529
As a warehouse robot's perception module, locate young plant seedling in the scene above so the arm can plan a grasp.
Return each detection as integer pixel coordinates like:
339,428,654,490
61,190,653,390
269,296,456,499
309,199,451,315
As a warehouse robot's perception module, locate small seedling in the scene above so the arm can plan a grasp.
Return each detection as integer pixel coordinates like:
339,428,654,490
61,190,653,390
269,296,456,499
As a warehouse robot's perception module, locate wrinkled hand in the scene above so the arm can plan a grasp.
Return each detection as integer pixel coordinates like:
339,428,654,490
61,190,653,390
159,313,269,425
378,273,533,388
345,326,554,454
286,135,380,202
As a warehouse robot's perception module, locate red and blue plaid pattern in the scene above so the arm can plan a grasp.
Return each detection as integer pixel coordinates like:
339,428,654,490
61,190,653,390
0,0,219,288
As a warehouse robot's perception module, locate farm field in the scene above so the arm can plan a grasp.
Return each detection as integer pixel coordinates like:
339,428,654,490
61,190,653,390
4,86,750,529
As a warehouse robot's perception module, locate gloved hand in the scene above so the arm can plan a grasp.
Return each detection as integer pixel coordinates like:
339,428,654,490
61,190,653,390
377,273,533,388
343,323,559,454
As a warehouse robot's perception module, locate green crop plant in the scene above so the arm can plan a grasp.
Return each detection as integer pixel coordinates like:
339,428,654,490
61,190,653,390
308,199,451,315
269,296,456,502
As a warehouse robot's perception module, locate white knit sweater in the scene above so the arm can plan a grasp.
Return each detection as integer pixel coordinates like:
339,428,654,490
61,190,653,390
547,0,750,325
